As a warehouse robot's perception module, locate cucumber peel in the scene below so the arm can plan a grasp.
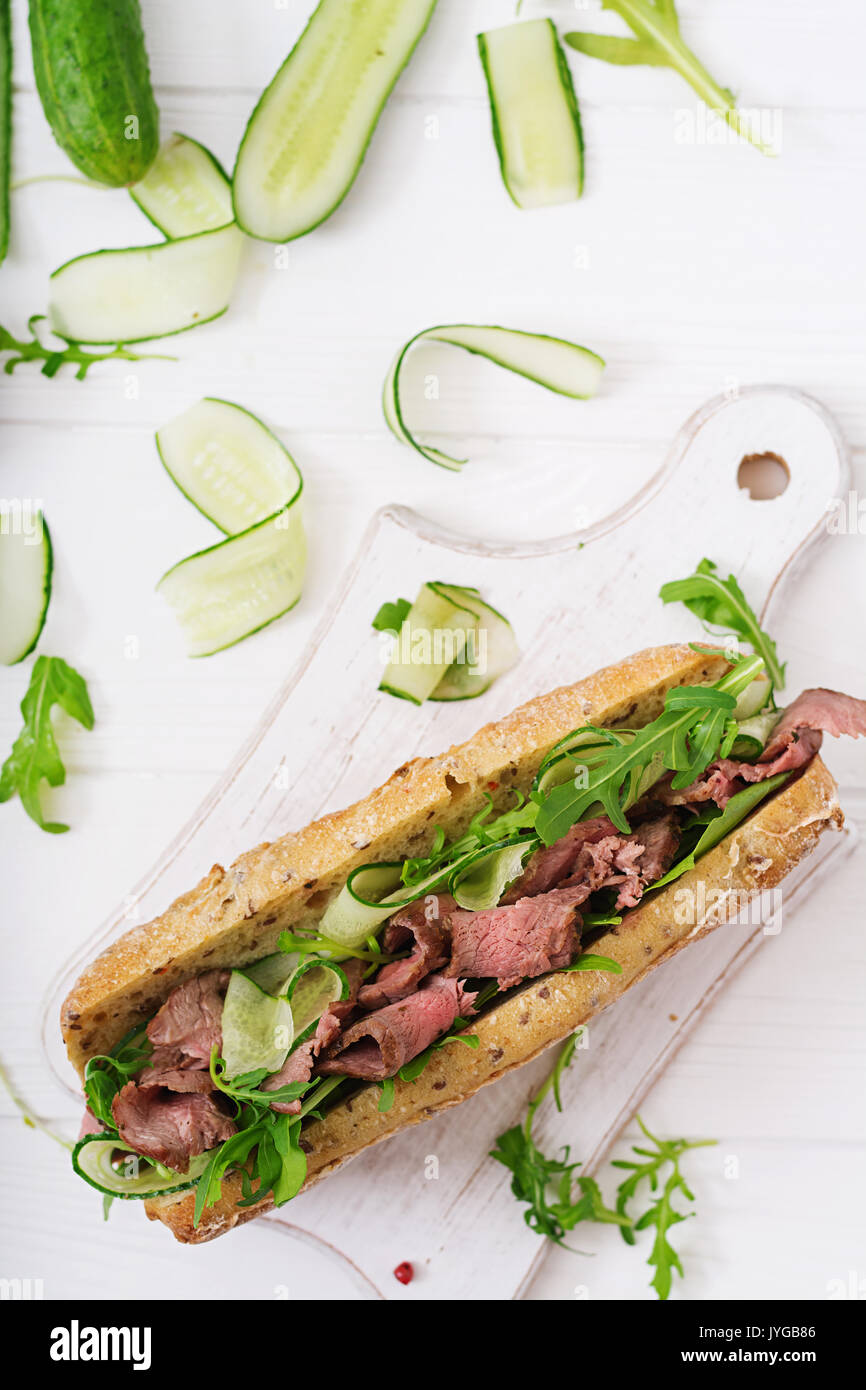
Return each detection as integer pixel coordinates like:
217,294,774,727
383,324,604,470
478,19,584,209
0,512,52,665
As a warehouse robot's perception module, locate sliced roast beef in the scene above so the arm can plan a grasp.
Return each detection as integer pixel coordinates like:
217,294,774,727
659,687,866,810
502,817,618,903
632,811,681,883
112,1081,236,1172
359,895,453,1009
318,975,477,1081
759,688,866,759
139,1068,217,1094
146,970,229,1070
262,959,365,1114
78,1106,103,1140
444,884,588,991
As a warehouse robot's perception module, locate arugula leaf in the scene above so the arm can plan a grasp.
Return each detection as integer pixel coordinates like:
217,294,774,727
84,1042,152,1132
559,953,622,975
565,0,775,156
611,1115,716,1299
648,771,790,892
659,558,785,691
377,1027,481,1110
372,596,412,632
0,656,94,832
490,1033,631,1246
535,655,764,845
0,315,174,380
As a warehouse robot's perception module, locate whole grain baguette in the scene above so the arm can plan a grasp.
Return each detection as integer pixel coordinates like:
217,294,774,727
60,645,844,1244
146,754,841,1243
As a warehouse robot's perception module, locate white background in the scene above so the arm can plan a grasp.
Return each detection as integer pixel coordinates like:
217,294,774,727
1,0,865,1301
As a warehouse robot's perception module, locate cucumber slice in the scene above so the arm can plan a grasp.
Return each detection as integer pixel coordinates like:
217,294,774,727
730,707,780,760
130,133,234,238
221,970,294,1080
72,1135,212,1199
450,839,532,911
379,581,477,704
287,961,348,1036
156,398,302,535
383,324,605,470
429,584,519,700
244,952,299,996
478,19,584,209
733,672,773,721
49,225,244,345
0,513,52,665
233,0,438,242
157,502,306,657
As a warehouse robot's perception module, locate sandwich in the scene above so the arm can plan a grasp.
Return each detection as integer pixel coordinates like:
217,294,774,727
63,637,866,1244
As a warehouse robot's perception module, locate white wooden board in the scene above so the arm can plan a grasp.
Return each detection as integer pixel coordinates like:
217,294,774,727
38,386,854,1297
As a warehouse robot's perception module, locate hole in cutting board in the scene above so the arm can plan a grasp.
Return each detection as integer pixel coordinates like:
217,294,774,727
737,451,790,500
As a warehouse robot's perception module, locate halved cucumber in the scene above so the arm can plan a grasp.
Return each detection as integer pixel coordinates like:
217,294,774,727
379,581,477,704
72,1135,212,1199
233,0,438,241
157,503,306,658
130,133,234,238
49,224,244,344
221,970,294,1080
383,324,605,469
429,584,519,701
0,512,52,665
478,19,584,209
156,398,302,534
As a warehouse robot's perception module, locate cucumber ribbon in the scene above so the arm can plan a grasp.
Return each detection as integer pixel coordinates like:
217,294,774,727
378,581,519,704
49,134,243,345
156,398,306,657
383,324,605,470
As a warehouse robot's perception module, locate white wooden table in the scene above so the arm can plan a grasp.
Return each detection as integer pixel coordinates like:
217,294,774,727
1,0,865,1301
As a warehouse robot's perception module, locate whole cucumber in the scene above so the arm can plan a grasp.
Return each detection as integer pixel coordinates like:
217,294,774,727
28,0,159,186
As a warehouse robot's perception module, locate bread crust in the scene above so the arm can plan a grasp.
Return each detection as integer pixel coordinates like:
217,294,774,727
59,645,844,1243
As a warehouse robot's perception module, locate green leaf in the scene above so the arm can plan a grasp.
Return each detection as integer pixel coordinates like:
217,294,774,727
559,953,622,975
377,1077,395,1112
598,0,775,155
535,658,764,845
564,33,668,65
659,558,785,691
0,315,174,379
612,1115,716,1298
371,597,412,632
648,771,790,892
0,655,94,832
